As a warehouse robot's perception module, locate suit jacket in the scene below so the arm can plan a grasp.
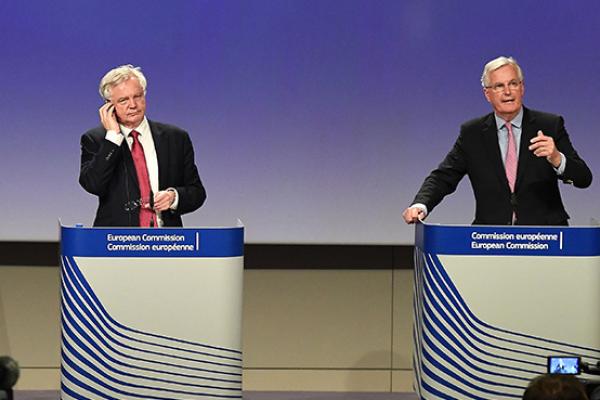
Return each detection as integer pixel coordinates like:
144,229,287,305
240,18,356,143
412,107,592,225
79,120,206,227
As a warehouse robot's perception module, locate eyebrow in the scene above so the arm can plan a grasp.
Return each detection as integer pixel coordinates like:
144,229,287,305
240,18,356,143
117,92,144,101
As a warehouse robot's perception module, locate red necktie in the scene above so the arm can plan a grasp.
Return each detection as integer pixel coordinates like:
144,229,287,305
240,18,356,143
504,122,517,193
130,130,157,227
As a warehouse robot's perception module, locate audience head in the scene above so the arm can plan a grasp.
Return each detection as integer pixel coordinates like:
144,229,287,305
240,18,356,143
523,374,588,400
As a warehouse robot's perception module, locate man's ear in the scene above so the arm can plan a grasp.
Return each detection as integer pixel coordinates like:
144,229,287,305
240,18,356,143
483,87,491,103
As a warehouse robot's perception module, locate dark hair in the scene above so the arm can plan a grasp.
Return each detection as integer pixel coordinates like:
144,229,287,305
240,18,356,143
523,374,588,400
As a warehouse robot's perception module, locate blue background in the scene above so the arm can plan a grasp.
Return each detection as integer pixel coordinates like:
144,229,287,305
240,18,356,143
1,1,598,243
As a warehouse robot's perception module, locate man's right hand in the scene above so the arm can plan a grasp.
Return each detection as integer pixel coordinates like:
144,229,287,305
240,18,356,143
99,102,120,132
402,206,426,224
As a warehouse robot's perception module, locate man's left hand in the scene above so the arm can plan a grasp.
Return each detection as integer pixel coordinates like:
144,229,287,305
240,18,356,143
528,130,561,167
153,190,175,212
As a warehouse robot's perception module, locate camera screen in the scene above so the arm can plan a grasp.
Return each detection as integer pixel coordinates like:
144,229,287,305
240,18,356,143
548,356,581,375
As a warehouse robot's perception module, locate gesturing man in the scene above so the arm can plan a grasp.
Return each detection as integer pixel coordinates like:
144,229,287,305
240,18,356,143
403,56,592,226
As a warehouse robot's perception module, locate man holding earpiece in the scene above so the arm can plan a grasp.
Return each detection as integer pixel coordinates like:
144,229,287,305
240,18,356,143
79,64,206,227
402,56,591,226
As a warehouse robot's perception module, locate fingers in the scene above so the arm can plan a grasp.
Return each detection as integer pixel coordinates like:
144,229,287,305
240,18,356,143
529,131,549,145
529,130,552,154
528,130,560,166
529,140,551,156
99,102,119,132
402,207,425,224
152,190,175,212
99,103,113,121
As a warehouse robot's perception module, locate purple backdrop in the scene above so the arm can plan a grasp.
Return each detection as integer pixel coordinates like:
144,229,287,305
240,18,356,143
1,1,598,243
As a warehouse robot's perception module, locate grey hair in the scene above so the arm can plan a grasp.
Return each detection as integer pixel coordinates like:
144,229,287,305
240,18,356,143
480,56,524,87
99,64,147,101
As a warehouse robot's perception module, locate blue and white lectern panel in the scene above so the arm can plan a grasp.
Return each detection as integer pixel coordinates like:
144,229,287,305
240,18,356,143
413,223,600,399
60,225,244,399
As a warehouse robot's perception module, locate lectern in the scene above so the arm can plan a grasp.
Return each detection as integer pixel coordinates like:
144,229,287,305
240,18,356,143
60,224,244,399
413,222,600,399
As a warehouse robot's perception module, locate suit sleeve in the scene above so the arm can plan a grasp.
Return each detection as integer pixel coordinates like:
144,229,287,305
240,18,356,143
79,132,122,197
554,117,592,188
171,132,206,215
412,130,469,213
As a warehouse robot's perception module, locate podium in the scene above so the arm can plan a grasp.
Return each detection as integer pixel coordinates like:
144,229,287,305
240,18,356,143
59,225,244,399
413,222,600,399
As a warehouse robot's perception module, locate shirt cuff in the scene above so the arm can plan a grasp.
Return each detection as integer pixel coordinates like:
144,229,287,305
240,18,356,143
105,130,124,146
410,203,428,217
167,188,179,210
554,152,566,175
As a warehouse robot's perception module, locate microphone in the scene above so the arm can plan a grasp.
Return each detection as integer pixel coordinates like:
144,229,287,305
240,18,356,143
120,134,134,227
149,190,155,228
123,156,133,226
510,193,518,209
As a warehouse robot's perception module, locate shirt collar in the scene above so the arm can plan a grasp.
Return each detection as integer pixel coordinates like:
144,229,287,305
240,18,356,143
120,117,149,138
494,107,523,130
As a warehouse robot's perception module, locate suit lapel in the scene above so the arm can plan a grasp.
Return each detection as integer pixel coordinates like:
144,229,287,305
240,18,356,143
515,108,536,191
149,120,168,189
481,113,509,188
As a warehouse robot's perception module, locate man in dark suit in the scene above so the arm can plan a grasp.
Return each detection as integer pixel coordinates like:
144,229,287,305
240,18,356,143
80,65,206,227
403,56,592,226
